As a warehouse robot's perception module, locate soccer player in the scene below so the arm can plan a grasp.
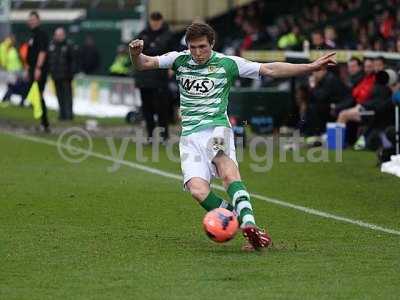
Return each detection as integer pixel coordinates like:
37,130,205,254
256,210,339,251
129,22,336,250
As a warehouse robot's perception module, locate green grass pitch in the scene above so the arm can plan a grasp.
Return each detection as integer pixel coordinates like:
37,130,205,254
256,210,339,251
0,129,399,299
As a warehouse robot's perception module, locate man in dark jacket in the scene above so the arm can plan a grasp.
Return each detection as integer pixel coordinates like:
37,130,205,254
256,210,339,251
48,27,77,120
333,57,375,114
306,68,350,135
79,35,100,75
25,11,50,131
337,70,393,126
135,12,173,141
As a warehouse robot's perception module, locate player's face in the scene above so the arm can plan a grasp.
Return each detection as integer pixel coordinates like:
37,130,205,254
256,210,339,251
188,37,213,65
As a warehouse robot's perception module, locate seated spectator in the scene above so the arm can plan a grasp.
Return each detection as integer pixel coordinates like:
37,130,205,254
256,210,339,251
373,56,386,73
334,57,376,114
305,68,350,135
336,70,395,150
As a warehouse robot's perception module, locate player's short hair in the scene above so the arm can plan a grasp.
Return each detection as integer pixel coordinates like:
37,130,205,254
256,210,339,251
29,10,40,19
185,22,216,45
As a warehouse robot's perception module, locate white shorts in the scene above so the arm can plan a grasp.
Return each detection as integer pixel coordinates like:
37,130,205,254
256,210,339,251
179,126,238,187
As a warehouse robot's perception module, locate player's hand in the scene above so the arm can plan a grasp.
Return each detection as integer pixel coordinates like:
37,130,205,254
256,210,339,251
129,39,144,57
310,52,337,71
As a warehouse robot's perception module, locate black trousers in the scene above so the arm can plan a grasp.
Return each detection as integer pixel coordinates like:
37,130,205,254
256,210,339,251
54,79,73,120
140,87,169,139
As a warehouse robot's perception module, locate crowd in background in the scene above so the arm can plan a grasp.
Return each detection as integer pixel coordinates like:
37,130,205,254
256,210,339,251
290,56,399,156
223,0,400,53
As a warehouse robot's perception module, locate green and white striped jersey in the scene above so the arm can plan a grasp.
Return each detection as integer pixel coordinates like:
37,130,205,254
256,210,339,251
158,50,261,136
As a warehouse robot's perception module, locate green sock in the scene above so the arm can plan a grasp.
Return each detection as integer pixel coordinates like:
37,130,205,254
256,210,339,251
200,191,234,212
227,181,256,227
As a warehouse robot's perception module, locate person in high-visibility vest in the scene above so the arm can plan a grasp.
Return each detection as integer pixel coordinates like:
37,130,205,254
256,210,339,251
6,37,23,72
1,35,26,103
0,36,12,69
109,45,130,77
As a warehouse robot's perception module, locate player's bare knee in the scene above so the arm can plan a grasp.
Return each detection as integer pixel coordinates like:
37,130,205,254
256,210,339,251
189,186,209,202
187,179,210,202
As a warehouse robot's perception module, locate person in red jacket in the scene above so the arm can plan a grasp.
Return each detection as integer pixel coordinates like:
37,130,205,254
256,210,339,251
351,61,375,105
379,10,395,40
333,58,375,116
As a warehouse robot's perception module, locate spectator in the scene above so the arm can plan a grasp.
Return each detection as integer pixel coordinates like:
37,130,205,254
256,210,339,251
290,84,315,136
109,45,130,77
379,10,396,40
334,57,376,114
324,26,338,49
307,68,350,135
373,56,386,73
1,34,26,103
337,70,393,133
357,30,371,50
239,20,261,53
48,27,76,121
277,25,303,50
347,57,364,86
79,35,100,74
310,31,326,50
25,11,50,132
373,38,385,51
0,35,11,69
135,12,173,141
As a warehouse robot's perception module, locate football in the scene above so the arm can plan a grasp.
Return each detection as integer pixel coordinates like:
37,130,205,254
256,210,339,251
203,208,239,243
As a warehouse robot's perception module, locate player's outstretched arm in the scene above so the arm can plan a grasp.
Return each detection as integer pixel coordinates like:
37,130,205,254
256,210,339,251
128,39,159,71
259,52,336,78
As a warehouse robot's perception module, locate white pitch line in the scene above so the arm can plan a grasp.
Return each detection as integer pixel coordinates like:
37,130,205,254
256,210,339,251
5,132,400,237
